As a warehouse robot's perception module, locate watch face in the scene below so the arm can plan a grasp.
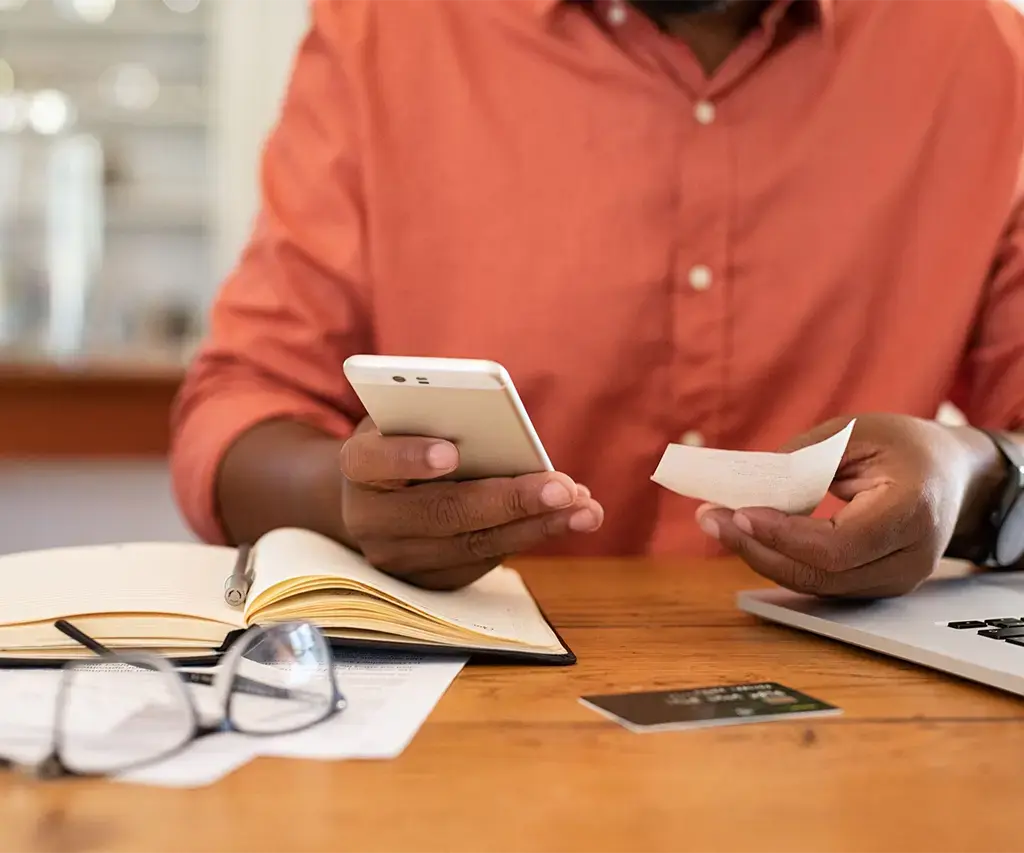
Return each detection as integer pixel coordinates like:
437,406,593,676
995,493,1024,567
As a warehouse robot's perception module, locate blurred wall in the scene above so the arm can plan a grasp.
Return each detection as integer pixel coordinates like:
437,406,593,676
210,0,309,282
0,460,191,555
0,2,309,556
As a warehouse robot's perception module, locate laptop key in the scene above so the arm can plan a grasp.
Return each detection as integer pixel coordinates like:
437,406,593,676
984,618,1024,628
1006,638,1024,648
979,626,1024,639
948,620,987,629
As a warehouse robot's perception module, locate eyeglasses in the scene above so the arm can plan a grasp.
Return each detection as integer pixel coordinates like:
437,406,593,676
0,620,346,779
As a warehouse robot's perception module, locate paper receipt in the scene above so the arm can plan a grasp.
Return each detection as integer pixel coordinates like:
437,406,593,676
651,419,855,514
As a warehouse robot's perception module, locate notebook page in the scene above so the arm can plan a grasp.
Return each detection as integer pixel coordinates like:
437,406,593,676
248,528,563,649
651,419,855,514
0,542,245,628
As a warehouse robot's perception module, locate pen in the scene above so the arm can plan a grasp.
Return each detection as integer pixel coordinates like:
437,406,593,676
224,543,253,607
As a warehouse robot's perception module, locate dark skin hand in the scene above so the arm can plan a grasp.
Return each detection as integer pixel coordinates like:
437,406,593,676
695,413,1017,598
337,418,603,589
217,417,604,590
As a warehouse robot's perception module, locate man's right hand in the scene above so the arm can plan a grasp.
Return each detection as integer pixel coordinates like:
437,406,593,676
338,419,604,590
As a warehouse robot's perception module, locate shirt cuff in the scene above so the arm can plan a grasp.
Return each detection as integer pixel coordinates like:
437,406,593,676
171,390,354,545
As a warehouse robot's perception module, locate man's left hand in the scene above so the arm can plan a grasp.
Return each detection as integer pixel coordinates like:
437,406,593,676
695,413,1004,598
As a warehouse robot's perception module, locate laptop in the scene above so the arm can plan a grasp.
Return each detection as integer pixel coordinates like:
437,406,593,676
737,560,1024,697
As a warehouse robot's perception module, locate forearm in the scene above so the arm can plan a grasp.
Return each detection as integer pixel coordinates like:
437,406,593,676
215,419,355,549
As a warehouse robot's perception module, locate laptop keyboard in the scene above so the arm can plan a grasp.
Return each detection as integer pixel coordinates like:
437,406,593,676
948,617,1024,646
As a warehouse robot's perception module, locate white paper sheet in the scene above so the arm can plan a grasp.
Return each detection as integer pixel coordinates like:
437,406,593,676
6,652,466,788
257,652,467,760
0,654,465,788
118,732,259,788
651,419,855,514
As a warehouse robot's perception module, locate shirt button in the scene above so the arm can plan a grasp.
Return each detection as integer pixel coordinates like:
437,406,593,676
688,265,712,291
693,100,716,125
607,2,627,24
680,430,705,447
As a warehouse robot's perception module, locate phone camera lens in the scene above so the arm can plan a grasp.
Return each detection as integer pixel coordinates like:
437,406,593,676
392,376,406,383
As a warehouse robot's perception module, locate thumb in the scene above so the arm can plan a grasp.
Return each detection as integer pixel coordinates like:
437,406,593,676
776,416,854,453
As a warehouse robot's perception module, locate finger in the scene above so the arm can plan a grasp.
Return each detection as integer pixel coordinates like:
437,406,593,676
727,485,920,571
427,498,602,564
579,495,604,531
366,499,604,575
348,471,583,539
711,513,928,597
339,431,459,484
709,512,833,594
392,560,501,591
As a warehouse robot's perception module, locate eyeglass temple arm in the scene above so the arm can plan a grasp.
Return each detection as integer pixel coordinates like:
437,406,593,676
54,620,109,655
178,670,322,702
54,620,320,703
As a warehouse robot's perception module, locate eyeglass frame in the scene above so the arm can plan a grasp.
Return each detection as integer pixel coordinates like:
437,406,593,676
0,619,347,780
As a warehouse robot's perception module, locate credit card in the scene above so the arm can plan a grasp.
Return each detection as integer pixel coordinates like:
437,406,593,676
580,681,841,732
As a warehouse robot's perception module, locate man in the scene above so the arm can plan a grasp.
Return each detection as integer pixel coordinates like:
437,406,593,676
171,0,1024,597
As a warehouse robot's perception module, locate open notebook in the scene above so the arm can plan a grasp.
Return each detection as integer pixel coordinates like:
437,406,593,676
0,528,574,666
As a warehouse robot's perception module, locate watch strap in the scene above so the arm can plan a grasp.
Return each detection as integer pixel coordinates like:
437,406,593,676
944,430,1024,567
974,430,1024,568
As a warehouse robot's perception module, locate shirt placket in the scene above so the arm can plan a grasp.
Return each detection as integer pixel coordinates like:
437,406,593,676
671,91,730,454
597,1,790,553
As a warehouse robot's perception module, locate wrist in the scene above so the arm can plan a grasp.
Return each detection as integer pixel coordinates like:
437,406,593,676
948,425,1007,541
295,431,355,548
217,419,351,548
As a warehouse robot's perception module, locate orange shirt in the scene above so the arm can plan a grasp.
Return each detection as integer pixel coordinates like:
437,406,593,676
172,0,1024,559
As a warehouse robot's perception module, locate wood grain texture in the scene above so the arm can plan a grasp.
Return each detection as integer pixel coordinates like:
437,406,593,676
0,360,183,457
1,557,1022,853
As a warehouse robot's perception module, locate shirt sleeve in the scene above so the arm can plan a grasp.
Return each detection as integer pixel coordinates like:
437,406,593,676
952,194,1024,432
170,0,372,544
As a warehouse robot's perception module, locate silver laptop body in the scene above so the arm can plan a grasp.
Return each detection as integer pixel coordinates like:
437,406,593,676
737,563,1024,697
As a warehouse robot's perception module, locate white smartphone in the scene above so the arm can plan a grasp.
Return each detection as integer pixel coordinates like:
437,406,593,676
342,355,554,480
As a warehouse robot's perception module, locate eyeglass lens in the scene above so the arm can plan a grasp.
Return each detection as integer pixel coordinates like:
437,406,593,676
58,660,195,776
227,623,336,735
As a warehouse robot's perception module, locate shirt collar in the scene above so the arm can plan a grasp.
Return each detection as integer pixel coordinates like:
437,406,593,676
529,0,836,37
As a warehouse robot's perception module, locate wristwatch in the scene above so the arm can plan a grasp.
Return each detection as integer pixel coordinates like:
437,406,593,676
946,430,1024,569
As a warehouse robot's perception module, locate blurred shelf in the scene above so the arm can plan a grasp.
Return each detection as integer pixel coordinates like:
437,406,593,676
0,347,186,457
108,196,206,229
113,212,203,232
80,102,206,129
4,189,207,230
0,351,187,380
0,4,207,37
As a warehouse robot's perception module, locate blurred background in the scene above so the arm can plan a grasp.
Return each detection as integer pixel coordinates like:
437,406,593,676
0,0,309,553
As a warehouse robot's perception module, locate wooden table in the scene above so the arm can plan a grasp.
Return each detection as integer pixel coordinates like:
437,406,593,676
2,557,1023,853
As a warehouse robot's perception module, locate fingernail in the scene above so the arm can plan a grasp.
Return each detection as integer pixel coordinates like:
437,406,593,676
699,514,720,540
733,512,754,536
569,508,599,532
540,481,573,508
426,443,458,470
